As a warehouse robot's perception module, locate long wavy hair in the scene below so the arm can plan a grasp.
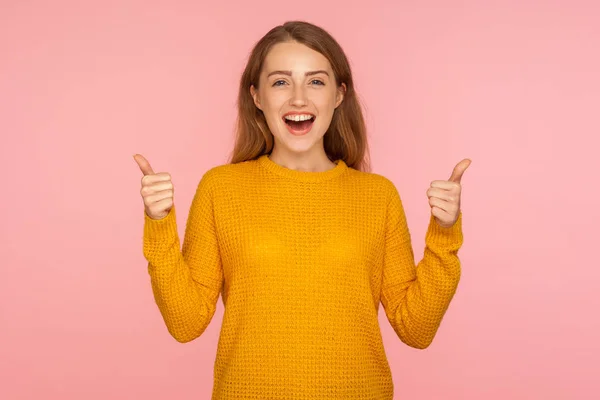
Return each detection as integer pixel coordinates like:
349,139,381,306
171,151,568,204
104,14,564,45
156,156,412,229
227,21,371,172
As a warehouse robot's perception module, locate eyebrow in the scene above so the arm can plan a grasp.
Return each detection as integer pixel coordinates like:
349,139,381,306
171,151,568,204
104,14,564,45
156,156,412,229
266,70,330,78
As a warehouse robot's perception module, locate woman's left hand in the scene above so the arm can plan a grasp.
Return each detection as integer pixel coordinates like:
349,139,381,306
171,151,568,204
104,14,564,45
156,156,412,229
427,159,472,228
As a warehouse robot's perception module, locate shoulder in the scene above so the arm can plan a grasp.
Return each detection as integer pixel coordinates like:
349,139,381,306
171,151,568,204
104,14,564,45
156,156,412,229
196,159,257,189
346,168,399,198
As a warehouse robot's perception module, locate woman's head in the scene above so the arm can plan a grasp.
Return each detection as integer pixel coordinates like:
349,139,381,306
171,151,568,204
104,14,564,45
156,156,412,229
228,21,371,172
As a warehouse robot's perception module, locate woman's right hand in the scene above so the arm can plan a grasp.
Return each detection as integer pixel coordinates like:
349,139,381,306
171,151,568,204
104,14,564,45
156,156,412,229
133,154,174,220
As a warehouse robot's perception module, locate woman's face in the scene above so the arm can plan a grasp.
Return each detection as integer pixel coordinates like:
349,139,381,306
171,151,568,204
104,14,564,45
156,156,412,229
250,41,345,157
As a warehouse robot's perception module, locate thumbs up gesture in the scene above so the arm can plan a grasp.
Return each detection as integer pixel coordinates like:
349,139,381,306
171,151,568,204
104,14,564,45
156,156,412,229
133,154,174,220
427,159,471,228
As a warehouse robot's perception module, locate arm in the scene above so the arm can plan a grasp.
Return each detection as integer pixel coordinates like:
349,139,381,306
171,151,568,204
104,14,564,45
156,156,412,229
142,170,223,343
380,181,463,349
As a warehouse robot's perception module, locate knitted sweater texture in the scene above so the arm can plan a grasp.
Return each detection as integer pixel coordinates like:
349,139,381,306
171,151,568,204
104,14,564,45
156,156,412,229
142,154,463,399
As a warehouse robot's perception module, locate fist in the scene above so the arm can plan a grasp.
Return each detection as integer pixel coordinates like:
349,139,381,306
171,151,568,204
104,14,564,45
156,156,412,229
133,154,174,220
427,158,471,228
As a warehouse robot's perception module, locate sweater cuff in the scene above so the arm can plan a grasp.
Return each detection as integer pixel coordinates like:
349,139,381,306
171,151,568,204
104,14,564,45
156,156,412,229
143,206,178,242
425,211,464,249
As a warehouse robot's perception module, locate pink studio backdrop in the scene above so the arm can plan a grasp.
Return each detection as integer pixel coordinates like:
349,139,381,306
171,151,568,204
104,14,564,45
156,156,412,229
1,0,598,399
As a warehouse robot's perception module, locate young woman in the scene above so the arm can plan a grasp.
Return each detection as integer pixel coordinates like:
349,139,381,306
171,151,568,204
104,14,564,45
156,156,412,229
135,20,470,400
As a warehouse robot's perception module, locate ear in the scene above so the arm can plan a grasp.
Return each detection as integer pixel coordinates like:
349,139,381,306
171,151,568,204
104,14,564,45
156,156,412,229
335,82,346,109
250,85,262,110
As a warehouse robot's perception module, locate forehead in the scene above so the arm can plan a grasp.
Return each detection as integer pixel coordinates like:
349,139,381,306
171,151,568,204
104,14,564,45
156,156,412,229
262,41,333,73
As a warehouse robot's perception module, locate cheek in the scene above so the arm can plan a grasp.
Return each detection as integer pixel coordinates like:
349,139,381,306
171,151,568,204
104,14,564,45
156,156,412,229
258,97,284,131
262,96,286,117
313,91,338,110
262,90,287,106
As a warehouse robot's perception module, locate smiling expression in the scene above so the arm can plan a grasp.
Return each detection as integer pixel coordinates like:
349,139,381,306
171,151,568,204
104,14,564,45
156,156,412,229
250,41,346,155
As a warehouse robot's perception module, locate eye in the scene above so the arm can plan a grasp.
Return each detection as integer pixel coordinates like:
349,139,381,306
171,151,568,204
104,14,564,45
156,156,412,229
272,80,287,87
310,79,325,85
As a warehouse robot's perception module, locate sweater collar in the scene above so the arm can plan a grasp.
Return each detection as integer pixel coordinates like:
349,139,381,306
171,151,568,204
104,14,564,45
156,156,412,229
257,154,348,183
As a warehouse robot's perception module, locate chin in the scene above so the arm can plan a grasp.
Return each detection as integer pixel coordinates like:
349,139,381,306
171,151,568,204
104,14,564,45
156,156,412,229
282,129,325,145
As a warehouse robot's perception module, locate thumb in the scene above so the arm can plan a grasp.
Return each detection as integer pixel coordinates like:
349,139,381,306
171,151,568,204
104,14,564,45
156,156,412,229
448,158,472,183
133,154,155,176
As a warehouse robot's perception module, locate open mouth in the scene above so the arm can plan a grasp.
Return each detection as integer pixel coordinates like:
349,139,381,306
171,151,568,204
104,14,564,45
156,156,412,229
283,115,316,135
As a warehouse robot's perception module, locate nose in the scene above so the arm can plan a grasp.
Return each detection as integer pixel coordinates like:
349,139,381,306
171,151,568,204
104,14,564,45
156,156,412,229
289,85,308,107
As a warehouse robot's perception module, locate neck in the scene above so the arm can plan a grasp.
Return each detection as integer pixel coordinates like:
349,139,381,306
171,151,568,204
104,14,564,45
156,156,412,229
268,151,336,173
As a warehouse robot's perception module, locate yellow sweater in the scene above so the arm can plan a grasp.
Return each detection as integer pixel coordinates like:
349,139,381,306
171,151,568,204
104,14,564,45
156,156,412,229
142,154,463,399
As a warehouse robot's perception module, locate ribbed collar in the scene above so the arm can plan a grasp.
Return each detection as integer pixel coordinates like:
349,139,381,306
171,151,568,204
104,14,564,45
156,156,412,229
257,154,348,183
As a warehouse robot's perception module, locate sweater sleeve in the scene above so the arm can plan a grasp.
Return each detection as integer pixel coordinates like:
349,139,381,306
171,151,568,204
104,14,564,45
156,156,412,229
142,170,224,343
380,180,463,349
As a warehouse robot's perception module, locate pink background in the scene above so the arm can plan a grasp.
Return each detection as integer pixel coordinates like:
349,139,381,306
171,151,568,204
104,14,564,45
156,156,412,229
1,0,599,399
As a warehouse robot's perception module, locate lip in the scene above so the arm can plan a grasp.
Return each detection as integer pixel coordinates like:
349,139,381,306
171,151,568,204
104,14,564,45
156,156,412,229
282,111,316,120
282,111,316,136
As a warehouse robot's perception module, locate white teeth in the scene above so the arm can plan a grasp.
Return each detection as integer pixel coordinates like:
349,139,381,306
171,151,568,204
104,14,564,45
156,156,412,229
284,114,313,122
